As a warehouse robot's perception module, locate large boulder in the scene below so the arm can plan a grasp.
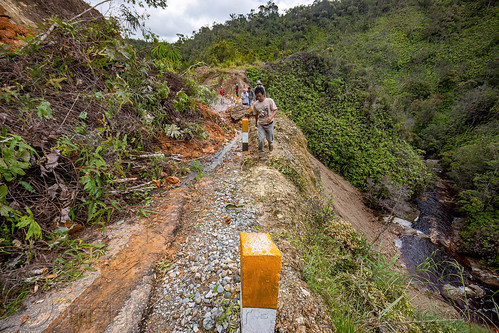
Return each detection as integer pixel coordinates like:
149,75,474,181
442,283,485,301
230,105,250,122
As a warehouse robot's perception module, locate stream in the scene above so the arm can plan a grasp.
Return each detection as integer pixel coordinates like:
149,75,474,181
396,183,499,327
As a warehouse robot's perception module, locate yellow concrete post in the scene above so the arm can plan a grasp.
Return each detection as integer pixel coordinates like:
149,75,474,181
240,233,282,309
242,118,249,152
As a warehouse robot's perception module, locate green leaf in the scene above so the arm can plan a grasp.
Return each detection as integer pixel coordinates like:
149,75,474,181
0,184,7,199
3,172,14,182
19,180,35,193
16,215,31,228
378,295,404,320
16,208,42,240
79,111,88,120
84,265,97,272
9,165,26,177
94,91,104,100
95,127,105,134
26,219,42,240
36,100,53,120
45,77,66,90
18,149,31,163
0,204,13,217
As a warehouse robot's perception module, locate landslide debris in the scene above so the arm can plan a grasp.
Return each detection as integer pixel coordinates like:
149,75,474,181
0,10,30,48
193,66,251,97
0,0,101,49
228,104,250,122
0,11,230,317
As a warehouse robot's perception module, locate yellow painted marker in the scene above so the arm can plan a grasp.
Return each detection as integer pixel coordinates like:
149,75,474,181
242,118,249,151
240,233,282,332
240,232,281,309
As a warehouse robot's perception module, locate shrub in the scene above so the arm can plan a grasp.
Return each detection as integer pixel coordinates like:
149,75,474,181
249,52,432,196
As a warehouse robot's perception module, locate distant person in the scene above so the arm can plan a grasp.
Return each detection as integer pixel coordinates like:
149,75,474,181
256,80,265,96
219,86,225,104
252,86,278,155
247,86,254,107
235,83,239,97
241,87,249,105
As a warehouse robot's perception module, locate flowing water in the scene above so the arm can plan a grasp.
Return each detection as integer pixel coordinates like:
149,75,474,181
397,185,499,327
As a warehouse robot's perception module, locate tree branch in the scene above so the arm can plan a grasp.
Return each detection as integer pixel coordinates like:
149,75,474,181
20,0,110,52
70,0,111,22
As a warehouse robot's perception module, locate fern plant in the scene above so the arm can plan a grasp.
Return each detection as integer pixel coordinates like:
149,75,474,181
0,128,41,240
0,128,34,182
164,124,183,139
151,41,181,64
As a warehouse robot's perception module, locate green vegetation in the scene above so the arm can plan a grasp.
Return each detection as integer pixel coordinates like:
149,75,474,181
415,252,499,328
250,53,432,196
0,0,496,324
0,13,215,316
268,155,307,193
180,0,498,269
299,199,492,332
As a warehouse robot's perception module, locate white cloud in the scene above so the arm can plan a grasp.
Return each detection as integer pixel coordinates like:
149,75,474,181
85,0,314,42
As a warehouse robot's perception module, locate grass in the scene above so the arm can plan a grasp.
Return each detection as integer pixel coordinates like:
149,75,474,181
412,310,494,333
0,229,106,318
267,156,306,193
156,258,172,275
296,198,494,332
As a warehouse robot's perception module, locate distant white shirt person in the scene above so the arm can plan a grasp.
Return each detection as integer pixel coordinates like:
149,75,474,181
241,87,249,105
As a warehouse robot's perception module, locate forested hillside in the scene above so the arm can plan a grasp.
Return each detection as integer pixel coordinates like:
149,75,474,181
179,0,498,269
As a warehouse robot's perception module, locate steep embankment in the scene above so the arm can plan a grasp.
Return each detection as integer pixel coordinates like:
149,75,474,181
1,0,100,27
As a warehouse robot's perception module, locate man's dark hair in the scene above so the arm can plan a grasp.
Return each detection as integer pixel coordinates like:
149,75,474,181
254,87,265,95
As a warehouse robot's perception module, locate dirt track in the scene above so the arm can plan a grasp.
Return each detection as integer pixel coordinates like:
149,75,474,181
0,99,236,333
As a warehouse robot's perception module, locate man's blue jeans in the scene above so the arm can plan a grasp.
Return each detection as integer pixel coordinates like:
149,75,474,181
258,122,274,153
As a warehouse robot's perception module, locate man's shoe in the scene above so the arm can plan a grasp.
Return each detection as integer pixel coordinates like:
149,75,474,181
269,144,273,152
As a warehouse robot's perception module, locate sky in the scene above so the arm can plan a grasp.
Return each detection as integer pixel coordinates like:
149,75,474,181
85,0,315,42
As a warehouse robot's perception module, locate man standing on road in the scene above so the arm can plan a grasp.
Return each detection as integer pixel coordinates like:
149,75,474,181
219,86,225,104
252,86,278,155
247,86,254,107
235,83,239,97
241,87,249,105
256,80,265,96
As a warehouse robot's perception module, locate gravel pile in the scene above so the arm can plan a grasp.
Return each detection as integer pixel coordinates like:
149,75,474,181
144,164,261,333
